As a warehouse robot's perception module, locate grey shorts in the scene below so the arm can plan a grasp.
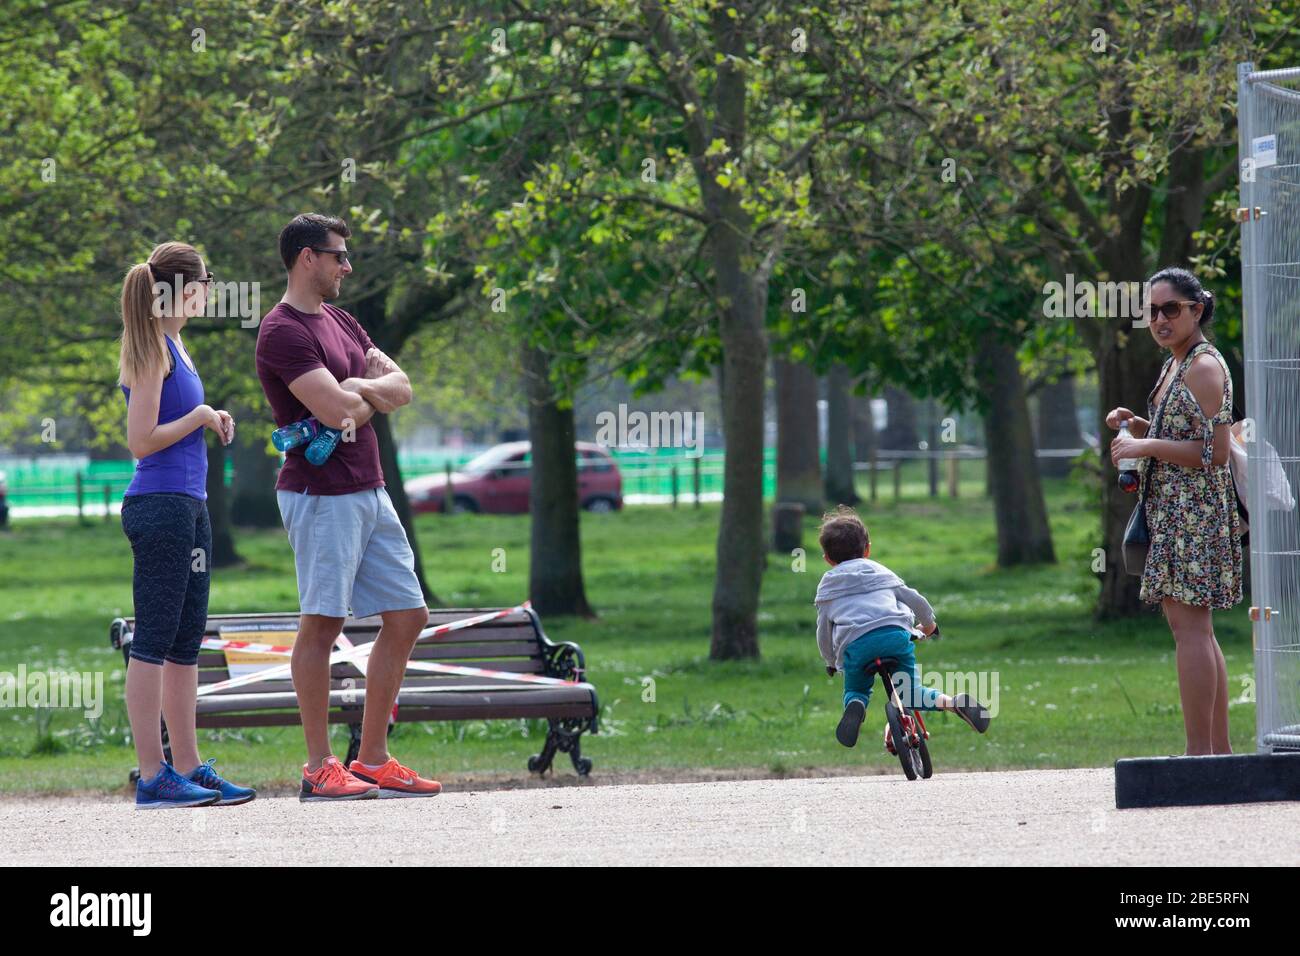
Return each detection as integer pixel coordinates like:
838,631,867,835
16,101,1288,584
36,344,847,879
277,487,425,620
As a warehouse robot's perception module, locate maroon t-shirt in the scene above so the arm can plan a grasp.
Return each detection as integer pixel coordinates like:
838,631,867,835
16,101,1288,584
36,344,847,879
255,301,385,496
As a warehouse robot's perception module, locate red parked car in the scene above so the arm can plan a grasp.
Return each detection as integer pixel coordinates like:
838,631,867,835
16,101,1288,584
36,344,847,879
406,441,623,515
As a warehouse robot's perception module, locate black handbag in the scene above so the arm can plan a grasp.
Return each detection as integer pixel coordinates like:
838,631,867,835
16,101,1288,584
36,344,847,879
1122,347,1200,576
1122,477,1152,576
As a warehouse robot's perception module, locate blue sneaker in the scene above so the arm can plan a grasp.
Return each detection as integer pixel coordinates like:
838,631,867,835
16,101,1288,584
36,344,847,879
135,761,220,809
186,758,256,806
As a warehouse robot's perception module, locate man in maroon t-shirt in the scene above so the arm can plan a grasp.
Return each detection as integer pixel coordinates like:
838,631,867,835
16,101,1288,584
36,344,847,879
256,213,439,801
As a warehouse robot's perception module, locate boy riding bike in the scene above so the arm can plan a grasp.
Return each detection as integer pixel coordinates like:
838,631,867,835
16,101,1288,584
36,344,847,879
814,506,992,747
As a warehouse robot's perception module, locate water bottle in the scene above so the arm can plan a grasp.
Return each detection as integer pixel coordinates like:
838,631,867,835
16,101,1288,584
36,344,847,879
1117,420,1140,493
305,426,342,466
271,417,320,452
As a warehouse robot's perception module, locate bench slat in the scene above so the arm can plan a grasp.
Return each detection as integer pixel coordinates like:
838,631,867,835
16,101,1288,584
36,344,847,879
193,641,543,673
196,685,594,714
195,658,549,684
198,673,567,693
198,696,596,727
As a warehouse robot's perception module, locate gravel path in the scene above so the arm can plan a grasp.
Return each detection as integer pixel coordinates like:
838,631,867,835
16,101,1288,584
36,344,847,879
3,768,1297,866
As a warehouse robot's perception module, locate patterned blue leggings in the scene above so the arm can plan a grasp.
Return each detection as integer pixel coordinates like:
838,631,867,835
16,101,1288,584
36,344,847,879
121,493,211,666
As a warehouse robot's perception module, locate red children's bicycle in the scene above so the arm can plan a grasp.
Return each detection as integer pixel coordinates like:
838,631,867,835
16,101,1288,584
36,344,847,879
868,638,934,780
833,626,939,781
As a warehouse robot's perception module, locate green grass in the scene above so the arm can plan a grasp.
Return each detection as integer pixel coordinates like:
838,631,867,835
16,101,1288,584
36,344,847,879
0,478,1257,795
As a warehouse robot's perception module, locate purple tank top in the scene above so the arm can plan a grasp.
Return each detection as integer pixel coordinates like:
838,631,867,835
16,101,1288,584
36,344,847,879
122,335,208,500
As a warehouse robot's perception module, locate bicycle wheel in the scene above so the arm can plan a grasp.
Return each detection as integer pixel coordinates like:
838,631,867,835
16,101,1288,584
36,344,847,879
884,699,919,780
909,710,934,779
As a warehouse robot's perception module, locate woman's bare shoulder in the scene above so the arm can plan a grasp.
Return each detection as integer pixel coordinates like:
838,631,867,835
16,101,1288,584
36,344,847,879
1185,351,1226,388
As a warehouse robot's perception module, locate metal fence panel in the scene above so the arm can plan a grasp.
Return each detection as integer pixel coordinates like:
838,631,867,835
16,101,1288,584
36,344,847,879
1239,62,1300,752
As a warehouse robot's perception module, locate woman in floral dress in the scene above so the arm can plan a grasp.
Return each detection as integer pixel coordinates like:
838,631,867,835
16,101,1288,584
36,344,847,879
1107,267,1242,756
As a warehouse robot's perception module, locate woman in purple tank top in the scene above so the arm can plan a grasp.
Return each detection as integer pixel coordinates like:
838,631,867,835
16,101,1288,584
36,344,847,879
118,241,254,807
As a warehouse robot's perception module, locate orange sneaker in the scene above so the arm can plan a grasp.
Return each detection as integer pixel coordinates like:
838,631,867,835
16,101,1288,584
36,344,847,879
348,756,442,798
300,755,379,802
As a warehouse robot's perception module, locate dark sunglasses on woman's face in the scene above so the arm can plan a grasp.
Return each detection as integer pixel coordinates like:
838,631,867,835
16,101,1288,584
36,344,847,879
310,247,350,265
1148,299,1197,321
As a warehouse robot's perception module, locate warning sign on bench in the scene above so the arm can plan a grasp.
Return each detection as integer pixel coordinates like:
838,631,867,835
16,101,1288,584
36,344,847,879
216,623,300,680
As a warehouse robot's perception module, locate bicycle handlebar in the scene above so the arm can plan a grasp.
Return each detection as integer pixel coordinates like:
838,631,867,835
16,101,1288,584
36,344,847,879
911,623,942,641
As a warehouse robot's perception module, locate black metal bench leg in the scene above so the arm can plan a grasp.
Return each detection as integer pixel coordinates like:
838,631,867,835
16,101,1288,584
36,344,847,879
345,723,362,767
161,717,173,769
565,732,593,777
528,721,561,775
528,718,593,777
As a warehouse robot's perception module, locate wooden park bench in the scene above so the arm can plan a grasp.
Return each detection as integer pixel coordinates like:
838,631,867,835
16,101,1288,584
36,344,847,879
108,605,599,782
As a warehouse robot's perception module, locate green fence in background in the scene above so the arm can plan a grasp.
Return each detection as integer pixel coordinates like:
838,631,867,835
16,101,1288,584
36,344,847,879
0,447,998,511
0,448,744,509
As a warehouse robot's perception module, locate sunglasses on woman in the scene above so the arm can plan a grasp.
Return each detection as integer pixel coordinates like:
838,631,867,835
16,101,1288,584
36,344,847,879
1148,299,1197,321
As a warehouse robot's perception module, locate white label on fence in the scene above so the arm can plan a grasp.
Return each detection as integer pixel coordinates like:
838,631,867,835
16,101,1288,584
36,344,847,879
1253,134,1278,168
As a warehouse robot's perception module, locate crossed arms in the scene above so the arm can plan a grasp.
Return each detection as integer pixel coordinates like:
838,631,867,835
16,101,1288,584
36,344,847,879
286,347,411,430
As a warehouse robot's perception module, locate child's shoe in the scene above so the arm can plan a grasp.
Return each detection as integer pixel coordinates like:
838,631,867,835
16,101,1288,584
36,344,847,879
836,699,866,747
952,694,991,733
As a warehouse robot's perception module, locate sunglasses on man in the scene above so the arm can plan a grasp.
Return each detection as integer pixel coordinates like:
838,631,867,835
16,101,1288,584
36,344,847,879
309,247,350,265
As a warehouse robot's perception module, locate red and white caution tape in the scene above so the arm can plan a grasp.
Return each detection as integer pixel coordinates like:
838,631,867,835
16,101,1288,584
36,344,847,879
189,603,555,697
413,602,531,642
196,634,360,697
400,658,588,688
193,603,531,658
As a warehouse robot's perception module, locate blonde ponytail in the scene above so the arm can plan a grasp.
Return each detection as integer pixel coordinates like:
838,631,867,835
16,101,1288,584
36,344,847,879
118,262,168,388
117,241,204,388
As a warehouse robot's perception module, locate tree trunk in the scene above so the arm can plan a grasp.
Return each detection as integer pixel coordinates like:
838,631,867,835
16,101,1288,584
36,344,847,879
349,286,455,610
229,419,281,527
523,344,593,618
1096,325,1162,617
925,398,940,497
644,1,767,659
852,388,877,468
974,335,1055,566
711,284,767,659
1035,374,1083,479
205,432,241,568
824,363,858,506
775,356,822,514
879,385,919,450
373,412,437,607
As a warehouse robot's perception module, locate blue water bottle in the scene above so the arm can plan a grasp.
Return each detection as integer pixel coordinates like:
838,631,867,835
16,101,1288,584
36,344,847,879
305,426,342,466
271,417,320,452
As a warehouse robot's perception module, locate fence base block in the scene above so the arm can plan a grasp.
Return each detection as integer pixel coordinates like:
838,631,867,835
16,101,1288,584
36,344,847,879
1114,752,1300,809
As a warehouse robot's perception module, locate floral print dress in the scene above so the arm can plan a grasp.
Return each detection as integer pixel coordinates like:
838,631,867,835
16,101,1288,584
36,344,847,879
1139,340,1242,609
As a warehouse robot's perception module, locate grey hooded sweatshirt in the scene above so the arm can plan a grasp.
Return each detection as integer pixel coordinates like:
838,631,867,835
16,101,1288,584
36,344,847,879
814,558,936,670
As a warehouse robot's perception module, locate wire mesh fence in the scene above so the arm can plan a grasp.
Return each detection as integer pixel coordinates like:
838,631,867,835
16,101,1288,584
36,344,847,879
1239,61,1300,752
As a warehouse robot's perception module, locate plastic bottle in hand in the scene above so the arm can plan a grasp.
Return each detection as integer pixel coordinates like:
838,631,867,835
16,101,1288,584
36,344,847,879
1117,420,1140,493
305,426,342,466
271,418,321,452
